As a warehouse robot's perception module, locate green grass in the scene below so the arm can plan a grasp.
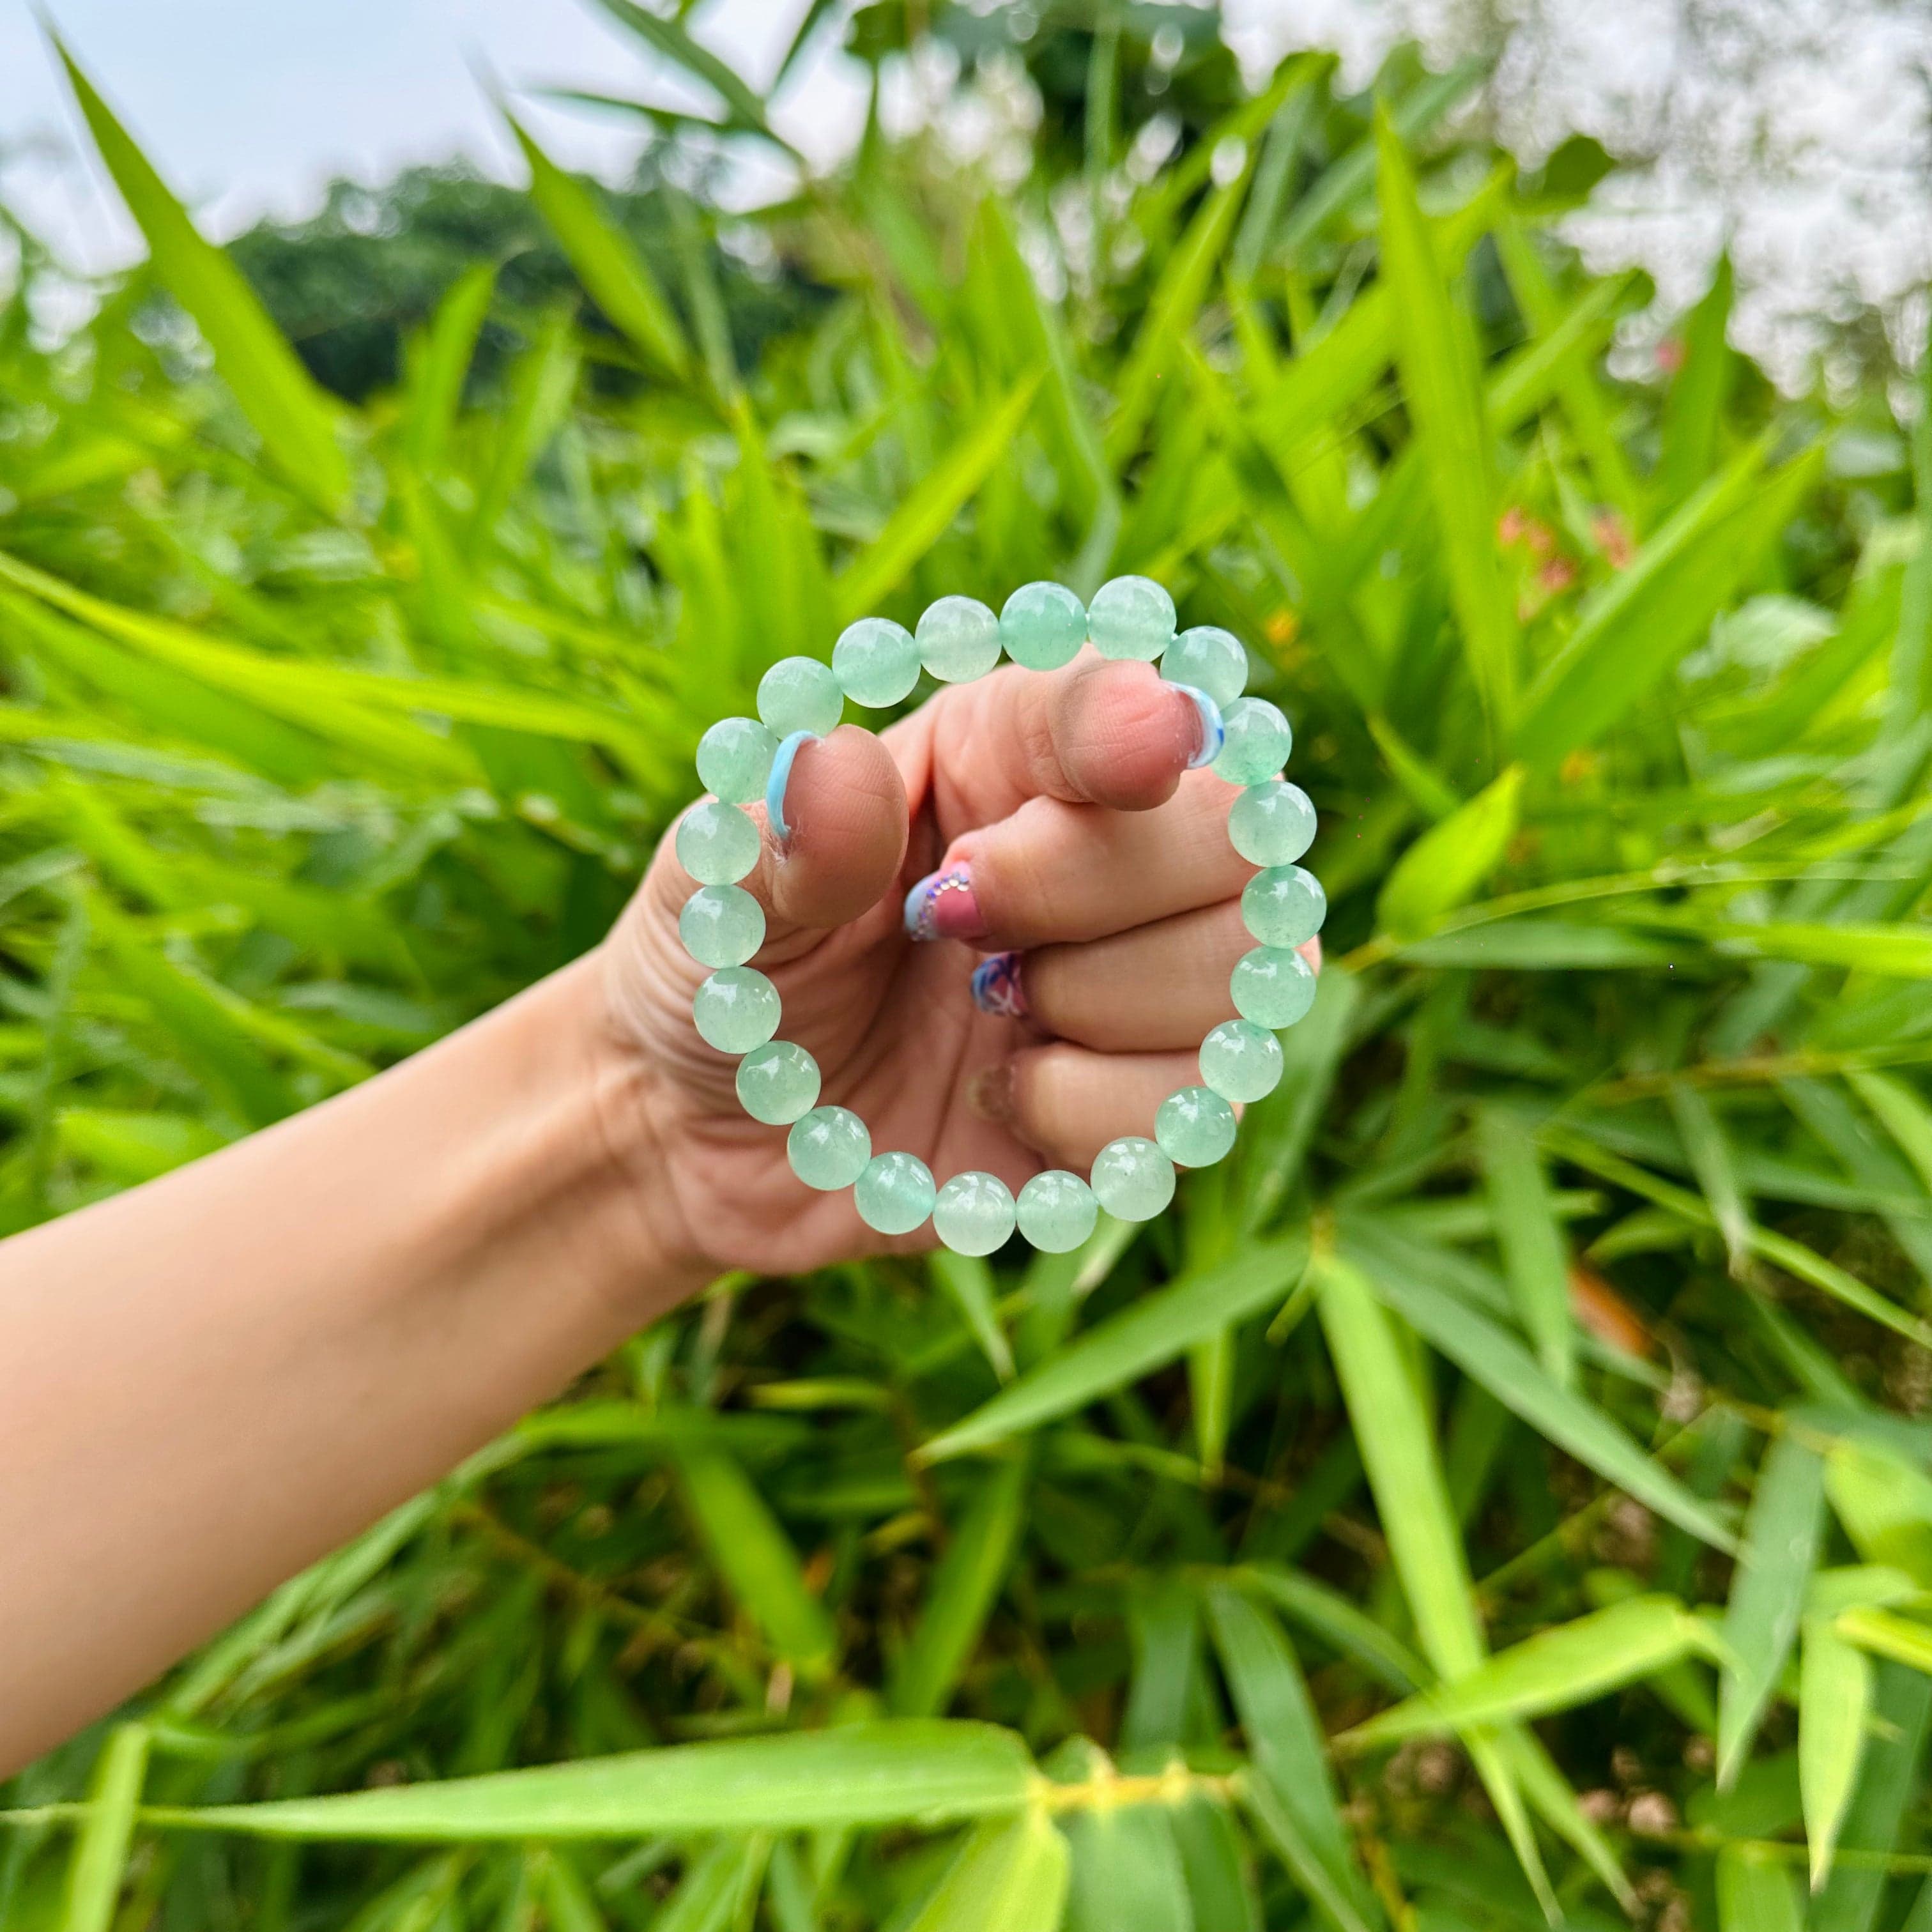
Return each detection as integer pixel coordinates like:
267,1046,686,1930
4,9,1932,1929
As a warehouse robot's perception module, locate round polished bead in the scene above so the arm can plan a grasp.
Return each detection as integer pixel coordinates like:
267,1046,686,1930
1016,1170,1098,1252
788,1106,871,1190
1162,626,1247,707
757,656,843,737
693,967,780,1054
1200,1020,1284,1103
917,595,1002,682
1214,697,1294,785
855,1151,937,1235
1229,779,1316,866
678,885,765,968
1232,947,1319,1029
1243,865,1327,949
1087,575,1176,662
1090,1136,1176,1220
1156,1085,1238,1168
832,617,920,707
695,716,779,804
736,1041,820,1124
1000,581,1086,670
933,1170,1017,1255
676,801,760,885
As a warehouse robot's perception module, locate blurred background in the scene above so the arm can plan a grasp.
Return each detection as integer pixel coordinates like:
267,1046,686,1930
7,4,1932,1931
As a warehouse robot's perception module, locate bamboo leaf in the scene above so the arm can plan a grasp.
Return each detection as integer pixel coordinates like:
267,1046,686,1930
1802,1617,1873,1891
1716,1843,1803,1932
1376,766,1523,940
1473,1106,1575,1384
59,1724,151,1932
907,1813,1068,1932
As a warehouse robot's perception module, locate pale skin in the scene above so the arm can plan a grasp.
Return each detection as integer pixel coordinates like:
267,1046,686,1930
0,652,1317,1774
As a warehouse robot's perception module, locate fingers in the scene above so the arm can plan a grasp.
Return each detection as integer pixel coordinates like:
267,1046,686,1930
923,650,1212,828
907,767,1248,948
648,724,908,954
981,1045,1201,1171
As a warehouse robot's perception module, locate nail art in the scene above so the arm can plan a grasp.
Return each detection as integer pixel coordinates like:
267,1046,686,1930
763,730,819,844
970,951,1027,1019
902,864,986,942
1170,682,1226,770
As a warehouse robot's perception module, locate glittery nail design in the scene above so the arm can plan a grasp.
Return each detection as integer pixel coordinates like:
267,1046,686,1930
902,865,985,942
970,951,1027,1018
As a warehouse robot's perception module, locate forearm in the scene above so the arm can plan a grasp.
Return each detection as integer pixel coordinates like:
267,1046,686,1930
0,949,702,1774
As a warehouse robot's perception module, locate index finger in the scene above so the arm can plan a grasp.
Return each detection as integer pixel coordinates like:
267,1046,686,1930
893,648,1221,839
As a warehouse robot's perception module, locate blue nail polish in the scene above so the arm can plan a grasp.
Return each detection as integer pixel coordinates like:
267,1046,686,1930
970,951,1027,1019
765,730,818,843
1171,683,1225,770
902,869,942,939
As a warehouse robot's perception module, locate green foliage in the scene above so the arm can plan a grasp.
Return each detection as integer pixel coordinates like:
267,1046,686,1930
6,5,1932,1928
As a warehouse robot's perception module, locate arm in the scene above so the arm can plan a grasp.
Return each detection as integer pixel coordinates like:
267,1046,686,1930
0,953,699,1773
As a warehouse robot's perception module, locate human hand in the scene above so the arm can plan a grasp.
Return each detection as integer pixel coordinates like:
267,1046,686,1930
599,652,1319,1278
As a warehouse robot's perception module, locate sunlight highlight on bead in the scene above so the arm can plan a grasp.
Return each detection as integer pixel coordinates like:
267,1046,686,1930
1162,626,1248,709
855,1151,937,1234
1089,1136,1176,1220
736,1041,820,1124
758,656,843,737
1155,1085,1238,1167
676,801,760,885
1087,574,1176,661
1200,1019,1284,1103
1016,1170,1098,1252
696,716,779,804
1214,696,1294,785
917,595,1001,682
678,885,765,968
1229,779,1316,866
999,581,1085,670
1231,946,1318,1029
1242,865,1326,949
832,618,920,707
693,967,781,1054
933,1170,1016,1254
788,1107,871,1190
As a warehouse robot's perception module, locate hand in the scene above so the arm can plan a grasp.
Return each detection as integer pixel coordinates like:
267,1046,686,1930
598,652,1319,1278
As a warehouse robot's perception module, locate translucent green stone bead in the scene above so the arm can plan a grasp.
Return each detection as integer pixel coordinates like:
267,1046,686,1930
676,801,760,885
933,1170,1016,1255
678,885,765,968
1162,626,1248,709
917,595,1001,682
1231,946,1318,1029
693,967,780,1054
832,617,919,707
1089,1136,1176,1220
757,656,843,737
1214,696,1294,785
695,716,779,804
1200,1019,1284,1103
788,1105,871,1190
736,1041,820,1124
1016,1170,1098,1252
1156,1085,1238,1168
1243,865,1326,949
855,1151,937,1235
1229,779,1316,866
1087,574,1176,662
999,581,1085,671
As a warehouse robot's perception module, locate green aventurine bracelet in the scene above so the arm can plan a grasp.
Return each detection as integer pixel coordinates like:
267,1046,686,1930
675,575,1322,1257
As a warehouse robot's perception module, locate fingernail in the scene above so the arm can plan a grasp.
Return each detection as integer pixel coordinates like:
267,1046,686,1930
765,730,819,845
970,951,1027,1018
965,1060,1015,1125
902,864,986,942
1170,683,1225,769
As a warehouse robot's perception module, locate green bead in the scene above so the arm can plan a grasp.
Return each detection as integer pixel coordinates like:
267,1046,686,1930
736,1041,820,1124
917,595,1001,682
1000,581,1086,670
1155,1086,1238,1167
1089,1136,1176,1220
1087,574,1176,662
676,801,760,885
678,885,765,968
696,716,779,804
1016,1170,1098,1252
933,1170,1016,1255
1243,865,1326,948
788,1106,871,1190
1214,696,1294,785
693,967,780,1053
1232,947,1318,1029
855,1151,937,1234
1200,1019,1284,1103
1229,779,1316,866
1162,626,1247,708
757,656,843,737
832,617,920,707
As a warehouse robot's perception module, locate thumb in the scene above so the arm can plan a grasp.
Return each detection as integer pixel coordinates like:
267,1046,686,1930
646,724,908,953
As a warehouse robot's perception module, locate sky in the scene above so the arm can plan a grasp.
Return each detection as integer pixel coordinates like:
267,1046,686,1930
0,0,866,272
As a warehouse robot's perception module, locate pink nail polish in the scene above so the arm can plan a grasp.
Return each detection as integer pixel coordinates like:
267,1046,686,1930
903,865,986,942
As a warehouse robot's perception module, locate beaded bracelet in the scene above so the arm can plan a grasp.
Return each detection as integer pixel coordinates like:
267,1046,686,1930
675,575,1323,1257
